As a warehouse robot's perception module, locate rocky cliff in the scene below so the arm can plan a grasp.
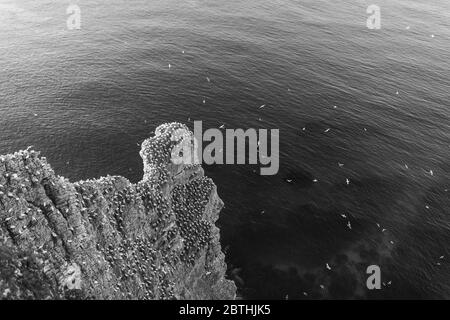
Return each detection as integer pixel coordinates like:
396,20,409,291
0,122,236,300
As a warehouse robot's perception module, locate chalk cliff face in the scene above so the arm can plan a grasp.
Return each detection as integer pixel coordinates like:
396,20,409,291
0,123,236,300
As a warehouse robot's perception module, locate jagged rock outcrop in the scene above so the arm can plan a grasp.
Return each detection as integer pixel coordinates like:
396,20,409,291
0,123,236,300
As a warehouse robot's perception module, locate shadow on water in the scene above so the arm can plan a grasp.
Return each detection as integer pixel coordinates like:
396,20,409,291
221,171,449,299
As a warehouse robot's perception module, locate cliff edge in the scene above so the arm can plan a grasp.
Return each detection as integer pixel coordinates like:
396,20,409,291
0,122,236,300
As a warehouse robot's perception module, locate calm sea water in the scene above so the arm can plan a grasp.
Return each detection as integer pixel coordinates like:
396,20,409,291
0,0,449,299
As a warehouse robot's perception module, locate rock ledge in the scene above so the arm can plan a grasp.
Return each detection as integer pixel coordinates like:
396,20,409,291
0,123,236,300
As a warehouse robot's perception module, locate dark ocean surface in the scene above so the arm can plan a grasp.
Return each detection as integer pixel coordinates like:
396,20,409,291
0,0,449,299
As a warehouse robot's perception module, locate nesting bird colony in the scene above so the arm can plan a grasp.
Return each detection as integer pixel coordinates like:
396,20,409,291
0,123,236,300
